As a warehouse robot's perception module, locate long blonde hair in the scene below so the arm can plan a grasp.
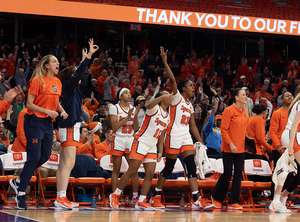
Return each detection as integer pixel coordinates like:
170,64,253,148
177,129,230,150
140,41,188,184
31,54,54,92
288,93,300,117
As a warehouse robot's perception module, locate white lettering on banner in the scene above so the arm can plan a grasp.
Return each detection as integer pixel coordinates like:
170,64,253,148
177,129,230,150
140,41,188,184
157,10,168,23
181,12,192,25
137,8,146,21
240,17,251,30
169,11,180,24
231,16,240,29
146,9,157,22
277,20,286,33
290,21,298,33
218,15,228,28
195,13,206,26
205,14,217,27
267,19,277,32
254,19,266,31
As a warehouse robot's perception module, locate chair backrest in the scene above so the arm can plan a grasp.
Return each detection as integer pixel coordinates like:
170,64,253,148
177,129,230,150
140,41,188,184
41,153,60,171
1,152,27,170
244,159,272,176
214,158,224,173
100,155,129,172
207,158,217,173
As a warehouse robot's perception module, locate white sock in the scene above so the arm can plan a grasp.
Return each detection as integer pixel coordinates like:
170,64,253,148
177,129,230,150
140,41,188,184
132,192,138,199
155,187,162,192
59,191,66,197
114,188,122,195
16,177,20,183
192,191,199,195
139,195,146,202
57,191,61,197
281,195,288,204
274,194,280,203
18,191,25,196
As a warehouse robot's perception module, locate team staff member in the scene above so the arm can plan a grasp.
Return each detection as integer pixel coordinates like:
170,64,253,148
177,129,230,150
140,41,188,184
246,104,272,158
9,54,68,210
109,88,139,204
211,88,248,210
55,39,99,209
151,47,213,210
110,89,172,210
269,92,294,199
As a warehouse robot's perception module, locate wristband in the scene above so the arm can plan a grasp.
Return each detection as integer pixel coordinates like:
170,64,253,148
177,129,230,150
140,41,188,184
87,141,91,146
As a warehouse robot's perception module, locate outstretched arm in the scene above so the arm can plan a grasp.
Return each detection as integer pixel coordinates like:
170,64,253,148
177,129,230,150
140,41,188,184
160,46,177,95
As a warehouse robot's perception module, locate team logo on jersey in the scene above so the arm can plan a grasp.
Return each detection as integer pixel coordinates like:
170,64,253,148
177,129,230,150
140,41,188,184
181,105,191,114
13,153,23,161
52,85,57,93
154,117,167,127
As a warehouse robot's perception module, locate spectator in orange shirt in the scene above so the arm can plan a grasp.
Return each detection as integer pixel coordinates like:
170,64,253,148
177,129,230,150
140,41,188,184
202,54,214,69
84,92,99,122
131,69,145,88
180,59,192,80
236,58,249,83
0,123,10,148
97,70,108,100
212,88,248,209
69,53,80,66
3,45,18,77
127,45,148,76
235,75,250,89
67,37,80,56
255,85,271,107
90,58,103,79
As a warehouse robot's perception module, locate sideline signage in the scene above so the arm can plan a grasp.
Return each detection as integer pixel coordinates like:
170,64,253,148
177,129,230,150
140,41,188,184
1,0,300,36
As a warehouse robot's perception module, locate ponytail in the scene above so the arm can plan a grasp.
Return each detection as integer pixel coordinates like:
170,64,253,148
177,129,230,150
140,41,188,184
288,93,300,117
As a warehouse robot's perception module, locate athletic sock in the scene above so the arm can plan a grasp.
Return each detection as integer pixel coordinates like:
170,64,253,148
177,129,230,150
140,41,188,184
114,188,122,195
192,191,200,202
139,195,146,203
132,192,138,199
57,191,61,197
274,194,280,203
16,177,20,183
60,191,66,197
154,187,162,196
18,191,25,196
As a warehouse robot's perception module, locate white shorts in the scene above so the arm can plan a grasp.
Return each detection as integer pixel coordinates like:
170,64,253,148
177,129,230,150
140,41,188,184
129,139,157,162
165,133,194,154
111,136,132,156
59,122,81,148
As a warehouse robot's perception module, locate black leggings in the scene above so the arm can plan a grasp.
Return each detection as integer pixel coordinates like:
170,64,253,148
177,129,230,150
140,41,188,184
212,152,245,204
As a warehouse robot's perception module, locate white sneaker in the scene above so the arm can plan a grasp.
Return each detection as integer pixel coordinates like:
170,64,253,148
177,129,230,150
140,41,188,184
269,201,291,213
280,195,288,207
191,197,214,210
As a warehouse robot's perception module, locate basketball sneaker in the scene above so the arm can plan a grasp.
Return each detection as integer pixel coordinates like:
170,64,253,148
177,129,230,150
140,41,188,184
150,195,165,209
135,199,155,211
54,196,73,209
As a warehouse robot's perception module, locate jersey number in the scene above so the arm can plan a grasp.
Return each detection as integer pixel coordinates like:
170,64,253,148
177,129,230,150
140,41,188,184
153,129,162,139
122,125,133,134
180,115,190,126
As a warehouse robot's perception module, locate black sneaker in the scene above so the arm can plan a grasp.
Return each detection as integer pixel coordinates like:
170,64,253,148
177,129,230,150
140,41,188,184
9,178,20,194
15,195,27,210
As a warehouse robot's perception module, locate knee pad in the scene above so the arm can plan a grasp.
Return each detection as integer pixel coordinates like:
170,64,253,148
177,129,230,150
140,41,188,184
184,155,197,178
160,158,176,179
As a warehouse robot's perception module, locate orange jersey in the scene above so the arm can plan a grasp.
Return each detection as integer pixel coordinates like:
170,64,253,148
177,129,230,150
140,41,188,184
246,115,272,155
269,108,288,151
131,75,144,88
11,108,27,152
3,59,15,77
221,105,249,153
255,91,271,107
0,100,12,116
127,53,146,75
180,65,192,80
27,75,62,119
97,76,107,95
84,99,99,122
90,64,102,79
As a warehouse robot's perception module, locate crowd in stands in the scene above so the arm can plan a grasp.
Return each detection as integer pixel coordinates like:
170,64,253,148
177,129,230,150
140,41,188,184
0,36,299,201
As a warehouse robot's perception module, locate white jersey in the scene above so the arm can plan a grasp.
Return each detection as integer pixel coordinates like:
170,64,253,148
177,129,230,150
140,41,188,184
166,90,194,136
134,105,170,147
109,103,135,137
285,100,300,131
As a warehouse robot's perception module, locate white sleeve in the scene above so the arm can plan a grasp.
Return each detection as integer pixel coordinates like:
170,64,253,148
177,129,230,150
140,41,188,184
146,105,159,116
172,89,182,105
109,105,117,116
190,104,195,114
266,100,273,119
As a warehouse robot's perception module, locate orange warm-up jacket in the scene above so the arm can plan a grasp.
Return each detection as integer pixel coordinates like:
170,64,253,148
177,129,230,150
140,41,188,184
90,64,102,79
127,53,146,75
11,108,28,152
269,108,288,151
76,140,110,160
221,105,249,153
180,65,192,80
97,76,108,95
246,115,272,155
84,99,99,122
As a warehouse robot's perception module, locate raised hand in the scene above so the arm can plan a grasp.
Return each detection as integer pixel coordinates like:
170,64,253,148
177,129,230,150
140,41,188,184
127,108,134,119
160,46,168,62
91,91,95,101
135,104,141,116
18,58,22,63
88,38,99,55
127,45,131,51
157,76,161,87
82,48,88,61
3,87,18,102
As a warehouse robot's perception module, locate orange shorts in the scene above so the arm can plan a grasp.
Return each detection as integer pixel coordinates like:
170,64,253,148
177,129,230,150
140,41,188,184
110,135,131,156
165,134,194,155
59,122,81,148
129,139,157,161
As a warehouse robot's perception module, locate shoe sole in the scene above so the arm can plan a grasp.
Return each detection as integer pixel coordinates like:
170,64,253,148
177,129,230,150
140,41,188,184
54,201,73,210
135,205,155,211
71,203,79,208
109,194,119,210
9,179,18,195
204,204,215,210
227,207,243,210
15,196,27,210
153,206,165,210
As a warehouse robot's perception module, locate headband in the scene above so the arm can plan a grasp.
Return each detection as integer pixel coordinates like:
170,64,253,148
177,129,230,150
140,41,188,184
119,88,128,98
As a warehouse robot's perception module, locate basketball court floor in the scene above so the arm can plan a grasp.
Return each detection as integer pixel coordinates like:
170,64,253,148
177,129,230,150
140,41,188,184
0,205,299,222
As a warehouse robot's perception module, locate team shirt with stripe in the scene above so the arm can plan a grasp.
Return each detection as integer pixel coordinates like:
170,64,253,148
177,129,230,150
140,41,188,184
286,101,300,131
109,103,135,137
166,90,194,136
134,105,170,147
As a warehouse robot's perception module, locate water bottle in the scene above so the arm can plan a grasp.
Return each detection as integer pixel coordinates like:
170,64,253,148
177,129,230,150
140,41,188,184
180,198,185,208
91,196,97,208
125,197,130,208
265,200,270,209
